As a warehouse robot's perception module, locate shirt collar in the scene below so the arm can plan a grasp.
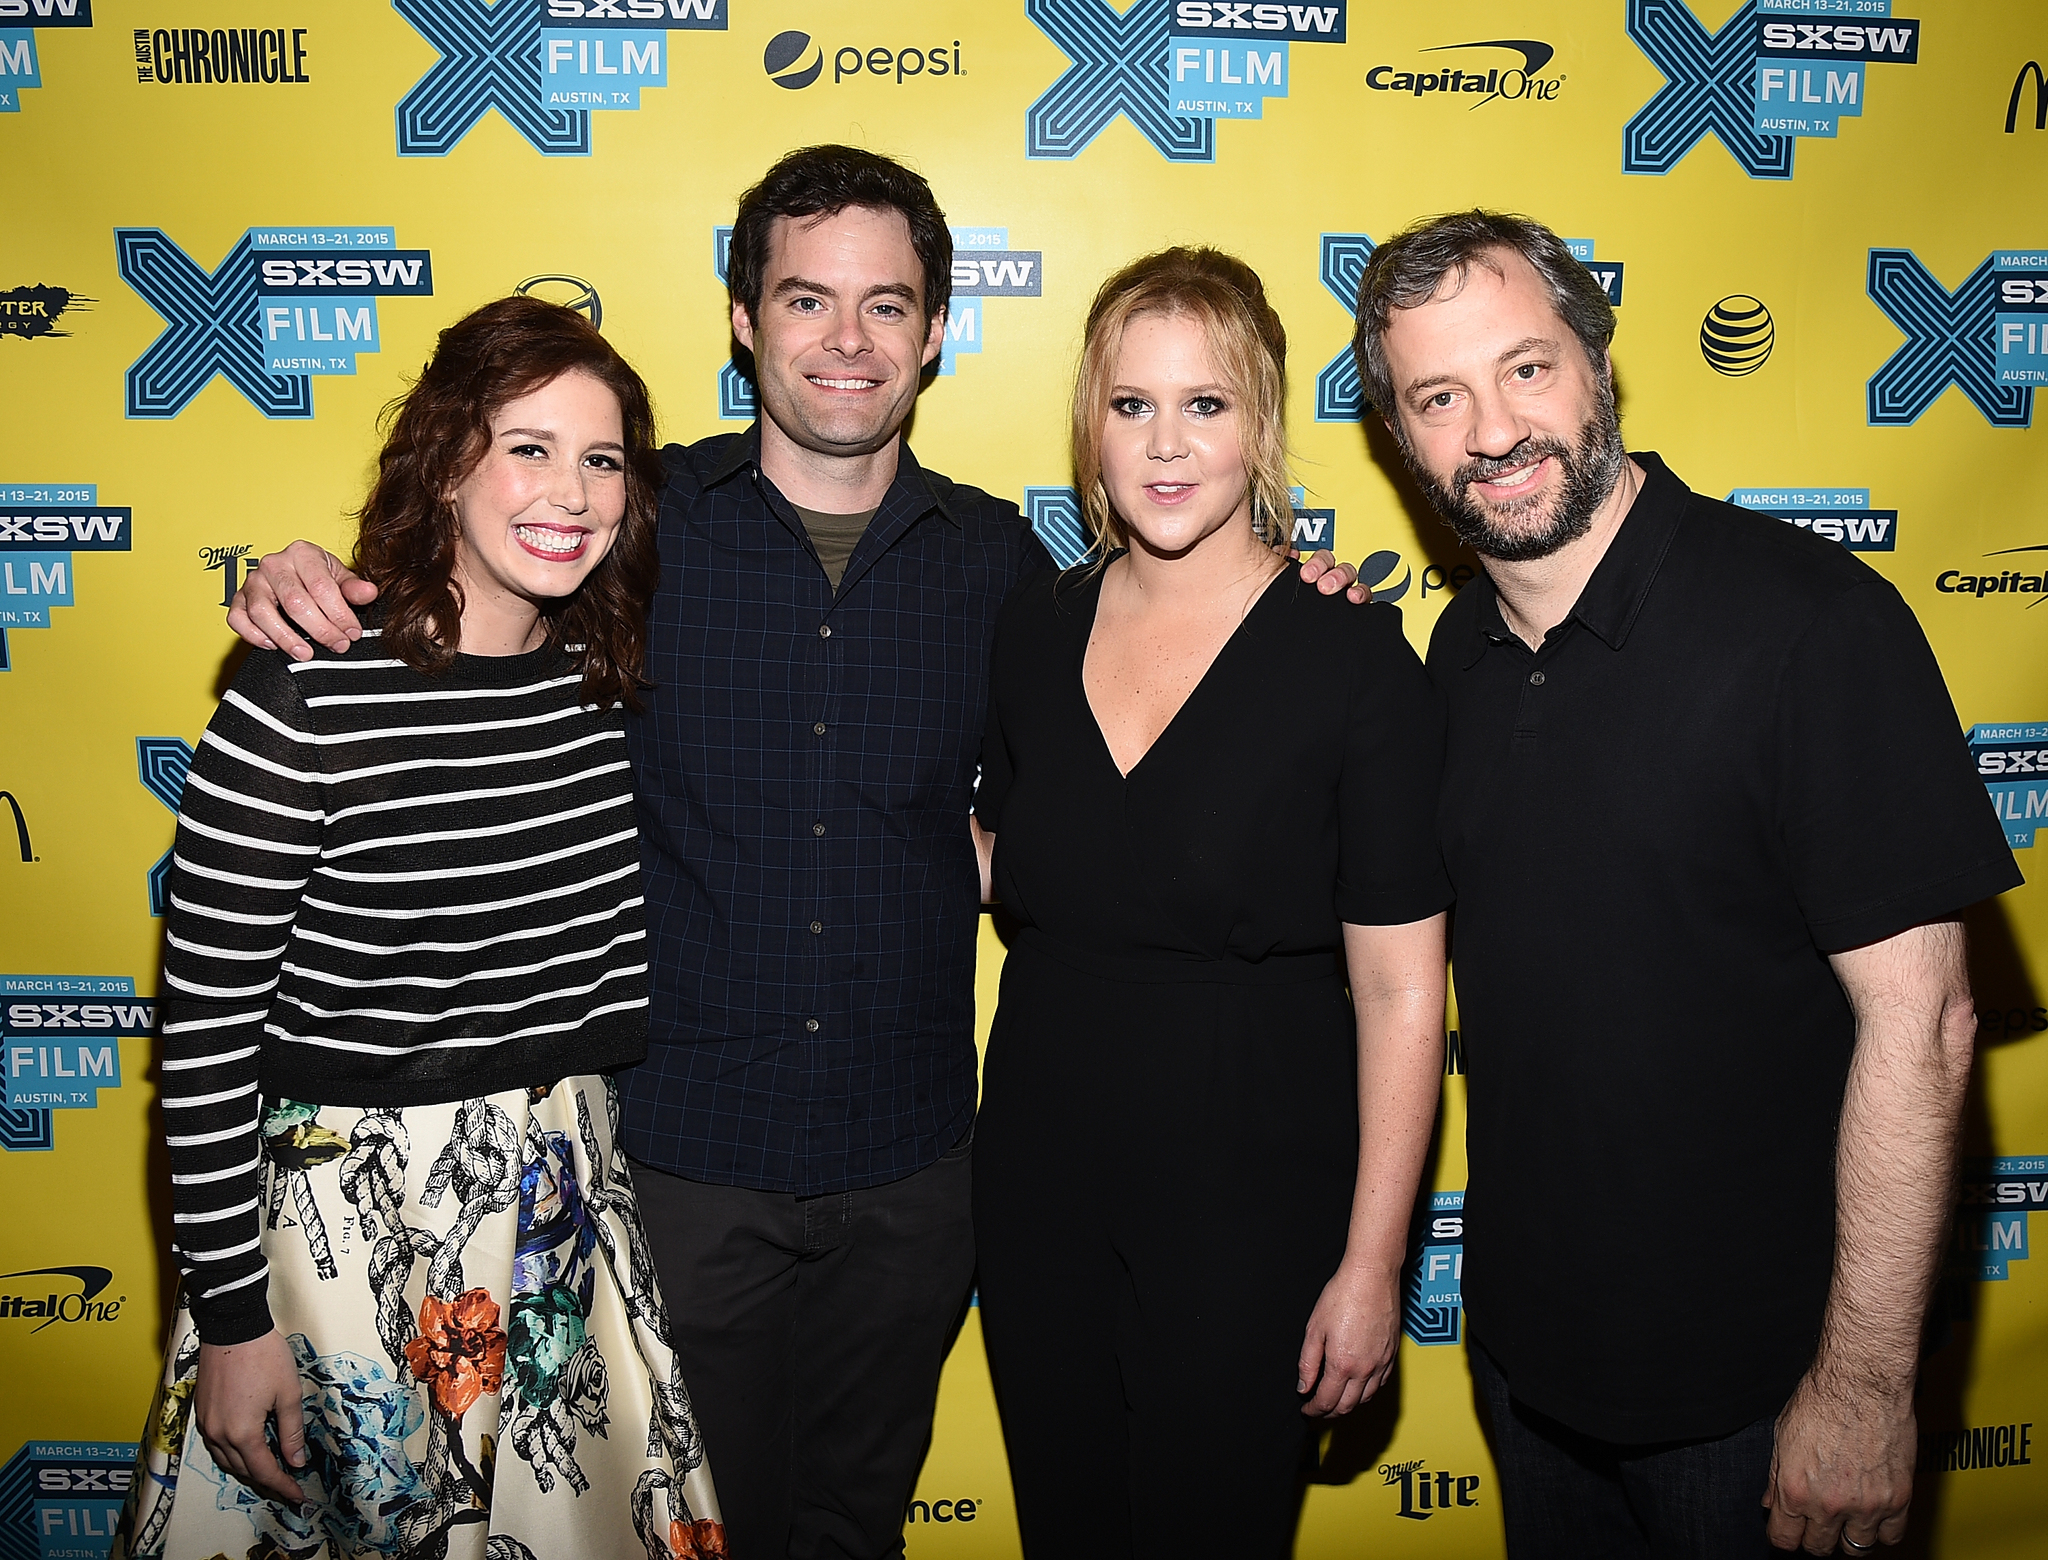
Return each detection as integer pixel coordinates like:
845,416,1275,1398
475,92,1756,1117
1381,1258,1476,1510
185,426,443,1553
1459,450,1688,666
705,420,962,530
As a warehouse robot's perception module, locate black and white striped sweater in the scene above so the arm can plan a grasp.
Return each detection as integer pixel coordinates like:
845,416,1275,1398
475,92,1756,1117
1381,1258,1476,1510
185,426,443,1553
159,626,650,1344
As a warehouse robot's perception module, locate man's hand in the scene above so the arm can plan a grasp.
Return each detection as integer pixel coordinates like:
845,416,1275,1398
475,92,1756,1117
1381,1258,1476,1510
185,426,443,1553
1297,1259,1400,1417
1283,546,1369,603
194,1331,311,1507
229,541,377,659
1763,1370,1914,1552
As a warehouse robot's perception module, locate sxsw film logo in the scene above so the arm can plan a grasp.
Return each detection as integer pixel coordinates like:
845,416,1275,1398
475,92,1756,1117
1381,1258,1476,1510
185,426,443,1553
0,1440,137,1557
393,0,722,157
1729,487,1894,551
943,228,1045,377
1624,0,1920,179
137,736,192,914
1316,233,1622,420
1364,38,1563,108
1970,724,2048,850
1378,1459,1482,1522
1957,1156,2047,1280
1402,1189,1465,1346
0,0,92,117
1867,249,2043,428
1,977,151,1152
1027,0,1345,163
117,227,433,419
0,484,130,673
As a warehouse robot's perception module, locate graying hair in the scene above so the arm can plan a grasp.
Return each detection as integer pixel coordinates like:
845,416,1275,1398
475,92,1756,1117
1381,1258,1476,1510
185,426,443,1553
1350,211,1617,423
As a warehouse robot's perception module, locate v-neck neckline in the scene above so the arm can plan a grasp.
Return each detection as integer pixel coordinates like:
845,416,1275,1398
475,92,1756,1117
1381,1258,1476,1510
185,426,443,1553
1079,560,1292,782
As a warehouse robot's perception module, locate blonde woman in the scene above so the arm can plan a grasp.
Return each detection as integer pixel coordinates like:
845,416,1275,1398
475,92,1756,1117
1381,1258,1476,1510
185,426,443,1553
971,249,1450,1557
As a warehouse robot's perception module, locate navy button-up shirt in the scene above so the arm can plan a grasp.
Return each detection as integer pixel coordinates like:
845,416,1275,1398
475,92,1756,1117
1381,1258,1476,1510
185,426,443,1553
617,426,1054,1193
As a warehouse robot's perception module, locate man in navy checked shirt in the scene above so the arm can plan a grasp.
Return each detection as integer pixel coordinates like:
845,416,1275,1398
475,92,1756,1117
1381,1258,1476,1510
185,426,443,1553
233,146,1360,1558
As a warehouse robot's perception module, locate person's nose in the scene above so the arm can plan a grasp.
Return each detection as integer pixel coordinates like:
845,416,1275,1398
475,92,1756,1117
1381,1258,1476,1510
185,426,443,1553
1146,410,1189,462
824,305,873,359
1466,384,1531,462
548,459,591,516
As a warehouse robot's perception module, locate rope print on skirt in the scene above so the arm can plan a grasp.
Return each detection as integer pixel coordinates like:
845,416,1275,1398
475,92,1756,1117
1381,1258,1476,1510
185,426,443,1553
112,1075,724,1560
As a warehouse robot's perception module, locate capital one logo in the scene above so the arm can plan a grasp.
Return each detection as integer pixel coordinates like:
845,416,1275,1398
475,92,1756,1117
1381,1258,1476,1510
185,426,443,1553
1623,0,1920,179
1867,250,2038,427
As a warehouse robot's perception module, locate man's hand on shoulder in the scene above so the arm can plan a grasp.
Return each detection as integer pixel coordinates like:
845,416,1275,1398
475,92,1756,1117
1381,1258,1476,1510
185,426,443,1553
229,541,377,659
1284,546,1369,604
1763,1367,1915,1554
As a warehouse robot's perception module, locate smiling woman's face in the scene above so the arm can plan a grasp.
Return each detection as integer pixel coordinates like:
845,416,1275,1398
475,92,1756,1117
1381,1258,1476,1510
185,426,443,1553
447,368,628,626
1098,311,1253,561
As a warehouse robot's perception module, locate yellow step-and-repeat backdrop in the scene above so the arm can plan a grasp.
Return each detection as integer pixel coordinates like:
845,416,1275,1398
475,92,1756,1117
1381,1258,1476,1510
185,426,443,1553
2,1,2044,1554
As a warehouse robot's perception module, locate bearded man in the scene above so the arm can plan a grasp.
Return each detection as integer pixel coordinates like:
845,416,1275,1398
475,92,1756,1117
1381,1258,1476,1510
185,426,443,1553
1352,211,2019,1559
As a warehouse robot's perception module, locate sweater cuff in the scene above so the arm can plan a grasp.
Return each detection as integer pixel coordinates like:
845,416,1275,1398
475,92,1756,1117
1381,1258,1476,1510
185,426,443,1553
190,1285,276,1348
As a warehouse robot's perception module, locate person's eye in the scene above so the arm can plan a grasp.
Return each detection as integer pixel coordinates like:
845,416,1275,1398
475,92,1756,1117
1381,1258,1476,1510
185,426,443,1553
1423,391,1456,411
1512,362,1544,381
509,442,549,459
871,302,906,319
1187,395,1228,418
585,453,623,472
1110,396,1151,418
790,296,823,313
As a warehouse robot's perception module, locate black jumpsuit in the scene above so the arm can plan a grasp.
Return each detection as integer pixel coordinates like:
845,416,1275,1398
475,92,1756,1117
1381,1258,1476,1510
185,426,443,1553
973,562,1452,1558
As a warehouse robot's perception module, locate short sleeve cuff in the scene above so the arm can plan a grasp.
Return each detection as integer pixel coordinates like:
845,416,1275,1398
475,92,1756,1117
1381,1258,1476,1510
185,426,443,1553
1807,855,2025,953
1335,872,1455,928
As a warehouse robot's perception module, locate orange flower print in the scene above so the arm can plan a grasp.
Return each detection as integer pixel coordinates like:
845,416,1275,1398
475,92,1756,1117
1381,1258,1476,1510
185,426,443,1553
403,1288,508,1417
670,1518,729,1559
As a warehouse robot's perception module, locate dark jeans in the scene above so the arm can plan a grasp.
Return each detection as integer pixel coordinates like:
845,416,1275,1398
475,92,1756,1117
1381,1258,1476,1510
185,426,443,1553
630,1136,976,1560
1471,1343,1779,1559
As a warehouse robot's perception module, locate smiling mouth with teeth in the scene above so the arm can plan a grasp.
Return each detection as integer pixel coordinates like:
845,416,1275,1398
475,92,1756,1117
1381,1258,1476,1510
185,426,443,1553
514,524,587,556
808,376,882,390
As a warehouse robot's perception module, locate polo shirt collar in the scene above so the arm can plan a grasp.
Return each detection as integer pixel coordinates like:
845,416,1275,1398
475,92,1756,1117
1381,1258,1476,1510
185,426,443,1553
1459,450,1688,666
705,420,962,530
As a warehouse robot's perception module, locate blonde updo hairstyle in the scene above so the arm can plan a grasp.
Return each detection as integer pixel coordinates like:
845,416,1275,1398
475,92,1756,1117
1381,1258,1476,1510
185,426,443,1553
1071,246,1293,558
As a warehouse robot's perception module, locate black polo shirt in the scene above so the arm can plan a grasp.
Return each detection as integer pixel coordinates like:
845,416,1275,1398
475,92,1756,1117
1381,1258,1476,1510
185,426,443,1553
1429,452,2020,1444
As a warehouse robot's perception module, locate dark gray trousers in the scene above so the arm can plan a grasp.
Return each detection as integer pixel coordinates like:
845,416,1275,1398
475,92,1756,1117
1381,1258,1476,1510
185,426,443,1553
630,1139,975,1560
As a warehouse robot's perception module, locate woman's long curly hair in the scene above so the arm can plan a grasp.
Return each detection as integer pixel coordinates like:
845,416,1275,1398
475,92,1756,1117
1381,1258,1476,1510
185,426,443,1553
351,295,663,709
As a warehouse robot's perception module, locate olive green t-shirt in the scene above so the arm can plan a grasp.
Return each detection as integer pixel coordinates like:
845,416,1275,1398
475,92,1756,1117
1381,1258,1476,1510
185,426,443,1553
792,505,879,591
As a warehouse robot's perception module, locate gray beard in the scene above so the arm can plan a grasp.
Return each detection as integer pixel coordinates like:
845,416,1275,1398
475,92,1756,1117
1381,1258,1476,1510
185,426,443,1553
1401,392,1627,564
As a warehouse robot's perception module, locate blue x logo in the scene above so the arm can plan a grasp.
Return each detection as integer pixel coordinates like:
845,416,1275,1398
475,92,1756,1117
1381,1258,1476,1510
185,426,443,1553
1623,0,1793,179
1867,252,2032,429
1026,0,1211,163
138,736,194,916
394,0,590,158
1315,234,1374,422
117,230,313,421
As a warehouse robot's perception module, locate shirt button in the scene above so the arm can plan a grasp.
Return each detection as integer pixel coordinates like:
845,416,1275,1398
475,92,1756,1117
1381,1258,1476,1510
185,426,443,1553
818,624,832,638
1529,671,1546,686
814,722,827,736
810,920,824,934
813,822,826,836
805,1018,820,1033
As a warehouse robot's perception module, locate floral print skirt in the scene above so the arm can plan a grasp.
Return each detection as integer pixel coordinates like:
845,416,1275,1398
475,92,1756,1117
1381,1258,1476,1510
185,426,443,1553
113,1075,723,1560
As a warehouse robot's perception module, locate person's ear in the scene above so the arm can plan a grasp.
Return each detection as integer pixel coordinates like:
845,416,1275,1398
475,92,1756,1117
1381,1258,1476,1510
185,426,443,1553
732,298,757,354
921,304,946,370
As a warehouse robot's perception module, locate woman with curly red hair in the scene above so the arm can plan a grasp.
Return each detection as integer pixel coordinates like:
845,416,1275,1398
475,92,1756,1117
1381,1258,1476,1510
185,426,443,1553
116,296,723,1560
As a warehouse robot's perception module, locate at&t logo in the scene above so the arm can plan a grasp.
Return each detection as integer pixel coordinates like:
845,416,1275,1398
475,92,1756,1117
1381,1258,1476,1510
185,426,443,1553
1700,295,1774,376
